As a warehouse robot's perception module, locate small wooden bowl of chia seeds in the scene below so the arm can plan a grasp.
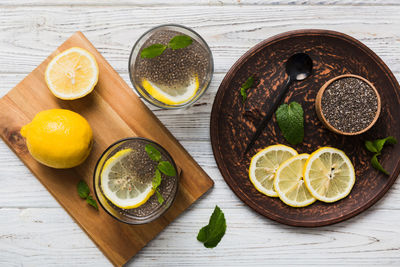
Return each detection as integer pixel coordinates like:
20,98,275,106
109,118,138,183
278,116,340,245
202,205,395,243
315,74,381,135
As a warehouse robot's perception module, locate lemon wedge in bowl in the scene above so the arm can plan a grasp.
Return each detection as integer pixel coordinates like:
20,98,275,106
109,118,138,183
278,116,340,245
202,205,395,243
45,47,99,100
274,154,316,207
101,148,155,209
303,147,355,203
249,144,298,197
142,75,199,105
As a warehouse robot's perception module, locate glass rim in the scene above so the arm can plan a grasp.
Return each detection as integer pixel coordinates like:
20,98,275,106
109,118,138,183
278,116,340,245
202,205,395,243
128,23,214,109
93,137,179,225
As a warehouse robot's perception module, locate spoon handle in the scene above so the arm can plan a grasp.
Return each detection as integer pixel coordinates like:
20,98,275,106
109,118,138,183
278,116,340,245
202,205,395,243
243,78,292,156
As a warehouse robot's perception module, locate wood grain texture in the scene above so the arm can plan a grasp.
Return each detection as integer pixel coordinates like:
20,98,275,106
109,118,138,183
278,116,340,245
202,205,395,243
0,32,213,266
1,1,400,266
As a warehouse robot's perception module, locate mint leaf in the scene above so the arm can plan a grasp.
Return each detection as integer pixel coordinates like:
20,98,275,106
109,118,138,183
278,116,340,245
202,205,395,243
197,205,226,248
372,136,397,153
152,169,162,189
275,102,304,145
155,189,164,204
145,144,161,161
371,153,389,175
168,35,193,50
240,87,247,102
365,140,379,153
77,180,90,199
86,195,99,210
240,76,254,103
141,44,167,58
158,161,176,176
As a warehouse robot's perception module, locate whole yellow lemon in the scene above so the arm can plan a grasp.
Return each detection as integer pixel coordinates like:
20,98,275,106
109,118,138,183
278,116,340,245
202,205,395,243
20,109,93,169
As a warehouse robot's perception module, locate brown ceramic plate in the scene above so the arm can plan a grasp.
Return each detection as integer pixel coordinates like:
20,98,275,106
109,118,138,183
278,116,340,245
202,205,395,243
210,29,400,227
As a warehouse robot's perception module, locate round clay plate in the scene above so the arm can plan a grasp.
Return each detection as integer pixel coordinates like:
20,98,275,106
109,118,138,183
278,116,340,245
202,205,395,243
210,29,400,227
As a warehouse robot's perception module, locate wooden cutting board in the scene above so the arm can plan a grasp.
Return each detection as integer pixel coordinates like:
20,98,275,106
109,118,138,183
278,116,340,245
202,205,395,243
0,31,213,266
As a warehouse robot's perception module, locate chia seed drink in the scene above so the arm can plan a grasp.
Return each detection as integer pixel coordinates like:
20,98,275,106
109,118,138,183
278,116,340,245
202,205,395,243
129,24,213,108
94,138,179,224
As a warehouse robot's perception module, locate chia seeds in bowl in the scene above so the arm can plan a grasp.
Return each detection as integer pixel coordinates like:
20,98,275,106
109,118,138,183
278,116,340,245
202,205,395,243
129,24,213,109
315,74,381,135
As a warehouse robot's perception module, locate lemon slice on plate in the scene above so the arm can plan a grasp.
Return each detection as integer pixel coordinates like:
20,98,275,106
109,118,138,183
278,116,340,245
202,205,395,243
45,47,99,100
274,154,316,207
303,147,355,203
249,144,298,197
142,75,199,105
101,148,154,209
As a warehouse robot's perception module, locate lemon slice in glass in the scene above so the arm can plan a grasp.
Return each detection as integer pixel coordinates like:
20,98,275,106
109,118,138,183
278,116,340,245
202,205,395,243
142,75,199,105
45,47,99,100
101,148,154,209
303,147,355,203
249,145,298,197
274,154,316,207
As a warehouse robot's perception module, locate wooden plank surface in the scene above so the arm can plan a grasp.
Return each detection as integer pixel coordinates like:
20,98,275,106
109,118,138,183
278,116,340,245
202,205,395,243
0,31,213,266
1,1,400,266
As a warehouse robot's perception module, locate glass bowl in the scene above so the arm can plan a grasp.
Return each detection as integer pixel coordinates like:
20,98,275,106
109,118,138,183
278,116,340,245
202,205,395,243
128,24,214,109
93,137,179,224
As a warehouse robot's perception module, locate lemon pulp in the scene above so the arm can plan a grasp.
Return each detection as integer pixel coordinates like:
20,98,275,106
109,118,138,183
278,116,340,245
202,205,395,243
45,47,99,100
249,145,298,197
274,154,316,207
142,74,199,105
303,147,355,203
100,149,155,209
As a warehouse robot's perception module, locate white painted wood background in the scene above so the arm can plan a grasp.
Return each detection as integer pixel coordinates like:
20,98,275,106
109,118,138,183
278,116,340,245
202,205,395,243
1,1,400,266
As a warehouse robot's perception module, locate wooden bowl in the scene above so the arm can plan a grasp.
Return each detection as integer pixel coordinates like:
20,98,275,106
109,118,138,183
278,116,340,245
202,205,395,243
315,74,381,135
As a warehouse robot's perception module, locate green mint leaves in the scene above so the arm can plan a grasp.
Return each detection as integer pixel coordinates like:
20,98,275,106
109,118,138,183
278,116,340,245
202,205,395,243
168,35,193,50
275,101,304,146
140,44,167,59
77,180,98,210
197,206,226,248
140,35,193,58
145,143,162,161
240,76,255,102
145,144,177,204
365,136,397,175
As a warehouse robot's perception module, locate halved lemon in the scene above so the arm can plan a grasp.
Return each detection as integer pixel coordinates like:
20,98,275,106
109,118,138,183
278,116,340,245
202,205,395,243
100,148,154,209
142,75,199,105
249,145,298,197
303,147,355,203
45,47,99,100
274,154,316,207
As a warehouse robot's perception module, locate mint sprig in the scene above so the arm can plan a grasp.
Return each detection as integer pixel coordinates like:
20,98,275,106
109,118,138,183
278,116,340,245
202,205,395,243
77,180,98,210
275,101,304,146
240,76,255,102
197,205,226,248
145,144,177,204
140,35,193,59
365,136,397,175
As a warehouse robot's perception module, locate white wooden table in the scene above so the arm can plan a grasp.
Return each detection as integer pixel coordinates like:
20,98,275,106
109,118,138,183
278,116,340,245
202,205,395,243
1,1,400,266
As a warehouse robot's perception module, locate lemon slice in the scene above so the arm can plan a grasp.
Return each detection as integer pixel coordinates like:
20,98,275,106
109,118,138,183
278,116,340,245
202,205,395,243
142,75,199,105
45,47,99,100
100,148,154,209
249,145,298,197
274,154,316,207
303,147,355,203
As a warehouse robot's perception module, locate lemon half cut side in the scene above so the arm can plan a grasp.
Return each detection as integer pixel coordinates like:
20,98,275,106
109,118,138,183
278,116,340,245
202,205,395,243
45,47,99,100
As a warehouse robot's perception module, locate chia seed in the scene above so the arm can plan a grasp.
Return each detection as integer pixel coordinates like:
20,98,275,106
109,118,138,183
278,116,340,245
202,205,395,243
101,139,178,218
321,77,378,133
135,30,210,94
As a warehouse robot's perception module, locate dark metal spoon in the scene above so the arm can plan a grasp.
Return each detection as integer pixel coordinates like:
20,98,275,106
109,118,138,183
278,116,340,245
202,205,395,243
243,53,313,156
